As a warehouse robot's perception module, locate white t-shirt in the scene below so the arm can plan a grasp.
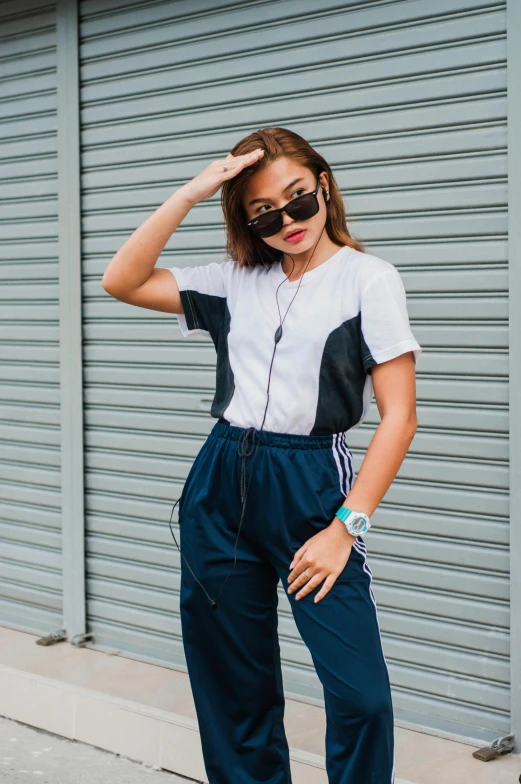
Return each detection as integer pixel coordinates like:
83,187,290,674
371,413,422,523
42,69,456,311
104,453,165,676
168,245,421,436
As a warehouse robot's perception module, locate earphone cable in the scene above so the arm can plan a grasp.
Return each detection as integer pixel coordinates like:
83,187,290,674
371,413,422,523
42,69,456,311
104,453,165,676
169,224,327,608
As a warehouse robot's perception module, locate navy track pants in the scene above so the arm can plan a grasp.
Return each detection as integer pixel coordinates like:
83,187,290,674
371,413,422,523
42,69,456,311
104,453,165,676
177,419,395,784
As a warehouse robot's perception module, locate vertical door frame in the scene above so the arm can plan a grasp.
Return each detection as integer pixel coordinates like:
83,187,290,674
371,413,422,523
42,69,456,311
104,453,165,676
56,0,86,640
507,0,521,753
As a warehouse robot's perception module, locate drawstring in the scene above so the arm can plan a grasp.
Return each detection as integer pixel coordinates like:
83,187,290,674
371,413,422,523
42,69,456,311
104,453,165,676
237,426,262,503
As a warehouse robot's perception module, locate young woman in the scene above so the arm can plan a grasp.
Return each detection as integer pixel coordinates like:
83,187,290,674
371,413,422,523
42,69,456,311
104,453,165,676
102,127,421,784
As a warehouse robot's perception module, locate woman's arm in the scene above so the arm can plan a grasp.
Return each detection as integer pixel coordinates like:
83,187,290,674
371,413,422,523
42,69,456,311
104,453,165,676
101,149,264,314
288,351,418,602
102,184,197,314
330,350,418,531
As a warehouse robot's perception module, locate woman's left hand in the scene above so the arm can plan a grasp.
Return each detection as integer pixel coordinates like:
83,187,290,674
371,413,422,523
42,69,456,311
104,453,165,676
287,519,356,603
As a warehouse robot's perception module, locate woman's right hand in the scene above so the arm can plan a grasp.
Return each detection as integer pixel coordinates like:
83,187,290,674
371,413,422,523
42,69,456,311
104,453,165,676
183,148,265,204
102,148,265,315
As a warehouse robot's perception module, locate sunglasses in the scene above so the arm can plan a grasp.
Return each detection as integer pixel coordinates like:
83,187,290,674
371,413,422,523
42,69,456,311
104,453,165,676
246,178,323,238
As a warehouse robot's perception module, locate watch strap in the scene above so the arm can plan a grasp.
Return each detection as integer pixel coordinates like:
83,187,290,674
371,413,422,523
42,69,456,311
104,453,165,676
335,506,352,523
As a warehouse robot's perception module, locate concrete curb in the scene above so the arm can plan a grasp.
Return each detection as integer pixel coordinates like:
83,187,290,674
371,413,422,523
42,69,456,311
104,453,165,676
0,663,414,783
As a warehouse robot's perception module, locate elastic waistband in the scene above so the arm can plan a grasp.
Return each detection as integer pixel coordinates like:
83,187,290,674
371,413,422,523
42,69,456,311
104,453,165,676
210,418,342,450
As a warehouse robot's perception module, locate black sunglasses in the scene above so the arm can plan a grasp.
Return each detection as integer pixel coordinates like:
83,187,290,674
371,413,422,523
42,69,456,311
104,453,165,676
246,179,323,238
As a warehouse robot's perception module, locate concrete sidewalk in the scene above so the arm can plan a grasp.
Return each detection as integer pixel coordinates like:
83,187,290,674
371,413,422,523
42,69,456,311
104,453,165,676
0,715,196,784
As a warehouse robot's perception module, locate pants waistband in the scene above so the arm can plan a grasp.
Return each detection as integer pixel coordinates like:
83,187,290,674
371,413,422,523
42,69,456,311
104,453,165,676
211,418,344,451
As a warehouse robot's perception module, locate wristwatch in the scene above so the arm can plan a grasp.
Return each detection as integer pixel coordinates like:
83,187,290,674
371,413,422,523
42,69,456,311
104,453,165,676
335,505,371,536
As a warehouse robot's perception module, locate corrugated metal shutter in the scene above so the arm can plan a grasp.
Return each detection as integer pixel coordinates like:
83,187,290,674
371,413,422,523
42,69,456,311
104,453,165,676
80,0,509,743
0,1,63,633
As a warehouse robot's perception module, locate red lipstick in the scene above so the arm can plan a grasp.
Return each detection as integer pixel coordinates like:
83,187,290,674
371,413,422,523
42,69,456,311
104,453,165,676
284,229,306,243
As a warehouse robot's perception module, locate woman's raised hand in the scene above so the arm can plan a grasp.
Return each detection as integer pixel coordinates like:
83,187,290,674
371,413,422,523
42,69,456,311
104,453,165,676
183,149,265,205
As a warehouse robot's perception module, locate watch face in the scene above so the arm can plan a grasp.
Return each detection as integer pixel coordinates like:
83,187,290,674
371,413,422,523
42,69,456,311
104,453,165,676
350,515,368,534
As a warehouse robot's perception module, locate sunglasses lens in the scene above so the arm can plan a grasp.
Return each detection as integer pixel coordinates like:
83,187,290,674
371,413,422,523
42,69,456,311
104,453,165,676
250,212,283,238
285,192,319,221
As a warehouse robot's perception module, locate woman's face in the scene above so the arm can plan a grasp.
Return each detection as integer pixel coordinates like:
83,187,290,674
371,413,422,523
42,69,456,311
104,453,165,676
242,157,329,257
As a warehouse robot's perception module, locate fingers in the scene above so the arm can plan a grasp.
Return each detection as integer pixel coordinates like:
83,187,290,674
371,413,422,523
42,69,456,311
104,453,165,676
219,148,264,176
288,563,339,603
289,547,305,569
230,148,264,161
287,560,319,594
289,570,323,600
312,574,337,603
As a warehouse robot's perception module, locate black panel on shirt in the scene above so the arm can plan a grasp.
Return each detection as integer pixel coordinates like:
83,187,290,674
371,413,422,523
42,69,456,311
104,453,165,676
211,304,235,421
360,329,376,374
179,289,223,340
310,312,367,435
178,290,235,421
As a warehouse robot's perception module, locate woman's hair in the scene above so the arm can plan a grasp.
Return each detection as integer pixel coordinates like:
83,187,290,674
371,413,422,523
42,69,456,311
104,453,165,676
220,126,365,269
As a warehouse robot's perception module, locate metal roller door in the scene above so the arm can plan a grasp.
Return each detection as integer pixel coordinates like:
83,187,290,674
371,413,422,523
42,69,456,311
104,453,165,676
80,0,509,743
0,2,63,633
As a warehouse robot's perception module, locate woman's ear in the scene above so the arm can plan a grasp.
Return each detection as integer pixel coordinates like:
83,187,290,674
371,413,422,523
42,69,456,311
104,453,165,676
319,172,329,202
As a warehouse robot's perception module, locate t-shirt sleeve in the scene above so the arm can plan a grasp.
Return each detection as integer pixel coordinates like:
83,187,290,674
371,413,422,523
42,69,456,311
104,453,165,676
168,261,231,341
360,265,422,373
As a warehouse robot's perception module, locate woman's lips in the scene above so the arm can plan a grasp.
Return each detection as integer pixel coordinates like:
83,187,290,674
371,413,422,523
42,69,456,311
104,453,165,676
285,229,306,243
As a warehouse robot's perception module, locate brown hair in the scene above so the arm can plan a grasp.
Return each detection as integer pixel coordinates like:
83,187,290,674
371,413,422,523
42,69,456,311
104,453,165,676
220,126,365,269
